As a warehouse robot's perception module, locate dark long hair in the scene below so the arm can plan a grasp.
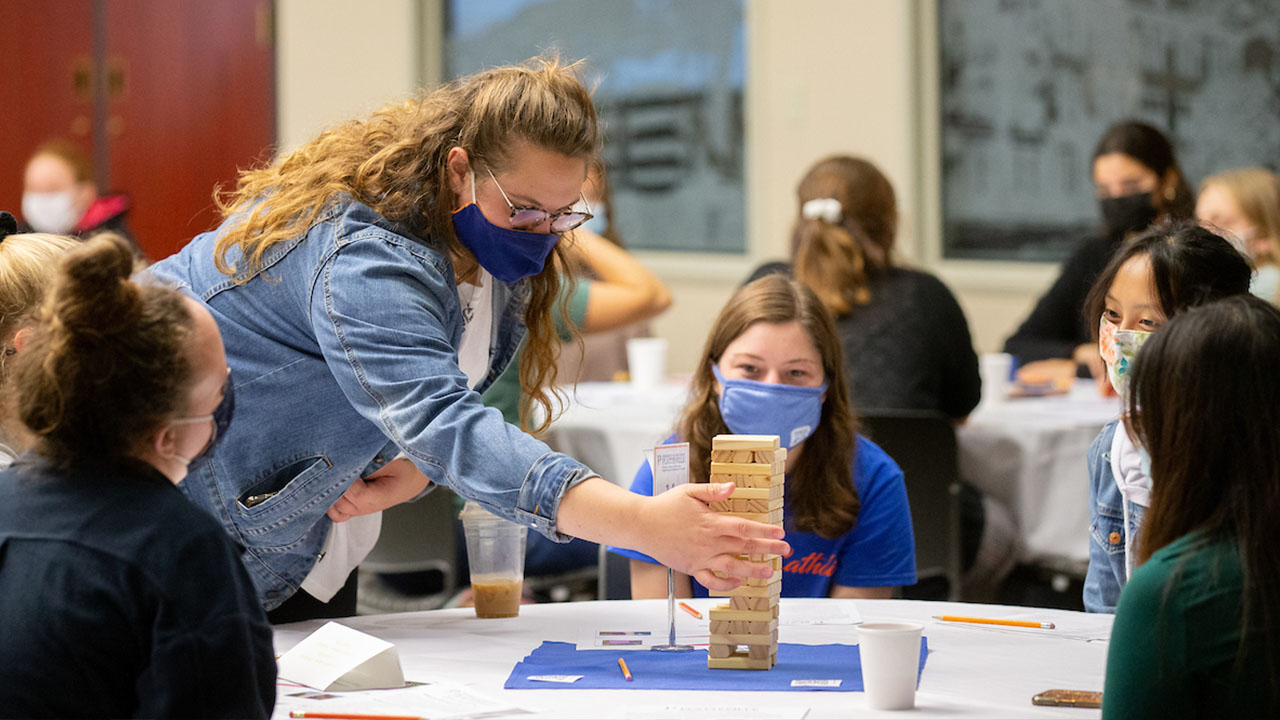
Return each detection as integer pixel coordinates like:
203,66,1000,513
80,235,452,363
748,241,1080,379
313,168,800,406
676,275,859,538
1126,295,1280,693
1092,120,1194,220
1084,219,1252,339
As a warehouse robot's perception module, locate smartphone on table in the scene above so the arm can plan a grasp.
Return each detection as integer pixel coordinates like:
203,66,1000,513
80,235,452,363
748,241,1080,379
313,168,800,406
1032,689,1103,708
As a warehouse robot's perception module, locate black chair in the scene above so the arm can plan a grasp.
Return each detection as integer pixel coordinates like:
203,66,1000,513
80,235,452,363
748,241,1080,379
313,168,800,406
859,410,963,601
357,486,458,614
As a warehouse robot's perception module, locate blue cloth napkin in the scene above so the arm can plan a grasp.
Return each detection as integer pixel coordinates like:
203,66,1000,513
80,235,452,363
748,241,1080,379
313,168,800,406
504,640,929,691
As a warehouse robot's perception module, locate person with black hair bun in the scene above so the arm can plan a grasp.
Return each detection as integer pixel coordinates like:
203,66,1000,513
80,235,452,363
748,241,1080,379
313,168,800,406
0,233,275,718
1006,120,1195,387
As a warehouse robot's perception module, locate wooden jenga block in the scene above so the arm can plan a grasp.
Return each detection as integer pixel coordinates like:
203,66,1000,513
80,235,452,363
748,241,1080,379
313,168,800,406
753,448,786,464
709,578,780,598
710,460,786,476
728,484,784,501
710,473,782,488
710,629,778,646
728,450,753,462
708,605,776,623
709,618,778,635
729,596,781,613
711,434,780,450
727,508,784,526
707,642,735,659
747,643,775,661
708,653,773,670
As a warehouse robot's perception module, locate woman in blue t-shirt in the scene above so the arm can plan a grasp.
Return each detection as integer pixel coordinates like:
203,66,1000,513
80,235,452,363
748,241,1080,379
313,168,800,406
612,275,917,598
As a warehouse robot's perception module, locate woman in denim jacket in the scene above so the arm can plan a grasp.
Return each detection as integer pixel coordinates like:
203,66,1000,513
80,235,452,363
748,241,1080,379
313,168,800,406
1081,221,1250,612
147,56,788,619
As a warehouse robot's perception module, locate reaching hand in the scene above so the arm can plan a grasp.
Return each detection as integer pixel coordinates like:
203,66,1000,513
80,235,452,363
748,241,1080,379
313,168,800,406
327,458,432,523
637,481,791,591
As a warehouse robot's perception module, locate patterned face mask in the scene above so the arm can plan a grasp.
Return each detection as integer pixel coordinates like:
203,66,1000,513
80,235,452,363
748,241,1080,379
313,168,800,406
1099,315,1153,400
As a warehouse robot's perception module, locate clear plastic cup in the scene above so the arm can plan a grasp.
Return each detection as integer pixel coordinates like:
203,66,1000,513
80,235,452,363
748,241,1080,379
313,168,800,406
858,622,924,710
459,502,527,618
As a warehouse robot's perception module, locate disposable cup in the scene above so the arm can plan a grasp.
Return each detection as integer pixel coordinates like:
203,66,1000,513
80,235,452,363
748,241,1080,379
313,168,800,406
626,337,668,390
459,502,527,618
980,352,1014,404
858,622,924,710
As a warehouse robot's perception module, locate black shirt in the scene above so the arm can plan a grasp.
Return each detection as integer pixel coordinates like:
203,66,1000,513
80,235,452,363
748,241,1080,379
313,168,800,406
747,263,981,419
0,455,275,718
1003,233,1120,367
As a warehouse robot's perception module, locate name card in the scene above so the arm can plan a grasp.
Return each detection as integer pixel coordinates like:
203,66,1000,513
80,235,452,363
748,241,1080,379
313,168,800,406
652,442,690,495
277,622,405,691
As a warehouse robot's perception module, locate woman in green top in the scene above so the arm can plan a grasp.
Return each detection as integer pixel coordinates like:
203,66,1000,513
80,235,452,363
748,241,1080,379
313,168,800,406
1103,294,1280,717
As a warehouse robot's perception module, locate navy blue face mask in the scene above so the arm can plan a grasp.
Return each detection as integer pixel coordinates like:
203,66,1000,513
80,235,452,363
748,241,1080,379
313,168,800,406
169,371,235,473
712,363,828,450
451,172,560,284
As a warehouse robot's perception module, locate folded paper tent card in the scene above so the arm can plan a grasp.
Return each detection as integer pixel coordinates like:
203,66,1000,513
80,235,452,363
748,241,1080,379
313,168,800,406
277,621,406,692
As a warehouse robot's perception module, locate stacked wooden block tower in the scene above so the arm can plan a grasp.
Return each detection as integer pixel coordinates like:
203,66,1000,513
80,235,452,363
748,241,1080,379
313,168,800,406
706,433,784,670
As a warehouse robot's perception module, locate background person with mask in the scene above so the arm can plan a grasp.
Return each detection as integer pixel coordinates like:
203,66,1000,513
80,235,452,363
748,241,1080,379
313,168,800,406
613,275,917,600
19,140,141,255
1195,166,1280,304
1004,121,1193,387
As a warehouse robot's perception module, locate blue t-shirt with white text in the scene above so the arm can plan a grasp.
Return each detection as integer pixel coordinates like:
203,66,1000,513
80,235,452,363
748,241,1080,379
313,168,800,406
609,435,917,597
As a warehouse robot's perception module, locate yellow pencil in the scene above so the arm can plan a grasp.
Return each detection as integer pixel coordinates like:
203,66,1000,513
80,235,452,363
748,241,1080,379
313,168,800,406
933,615,1055,630
618,656,633,681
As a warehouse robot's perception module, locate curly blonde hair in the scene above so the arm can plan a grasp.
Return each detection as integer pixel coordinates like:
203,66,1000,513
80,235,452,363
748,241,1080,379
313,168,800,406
212,55,601,431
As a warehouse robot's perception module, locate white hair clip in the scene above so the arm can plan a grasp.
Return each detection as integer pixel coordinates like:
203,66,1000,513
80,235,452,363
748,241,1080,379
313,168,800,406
801,198,842,224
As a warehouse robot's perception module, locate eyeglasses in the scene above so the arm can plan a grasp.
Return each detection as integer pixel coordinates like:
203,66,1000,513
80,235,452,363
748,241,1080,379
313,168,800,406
486,167,593,234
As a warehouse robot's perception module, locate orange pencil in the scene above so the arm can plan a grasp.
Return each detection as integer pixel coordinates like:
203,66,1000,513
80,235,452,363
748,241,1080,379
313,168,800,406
288,707,422,712
678,601,702,619
933,615,1055,630
618,656,633,681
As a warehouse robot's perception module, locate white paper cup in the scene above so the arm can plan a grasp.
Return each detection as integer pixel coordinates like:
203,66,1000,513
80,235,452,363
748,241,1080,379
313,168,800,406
980,352,1013,404
626,337,668,390
858,622,924,710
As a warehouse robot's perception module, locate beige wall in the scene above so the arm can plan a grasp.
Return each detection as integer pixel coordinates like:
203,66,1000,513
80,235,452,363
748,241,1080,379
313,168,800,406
274,0,1051,371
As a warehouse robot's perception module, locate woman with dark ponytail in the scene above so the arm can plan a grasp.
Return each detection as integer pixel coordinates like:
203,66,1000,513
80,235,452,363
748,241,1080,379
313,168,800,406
0,234,275,718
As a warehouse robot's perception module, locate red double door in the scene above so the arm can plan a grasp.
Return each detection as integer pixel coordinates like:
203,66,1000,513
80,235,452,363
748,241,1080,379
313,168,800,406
0,0,275,260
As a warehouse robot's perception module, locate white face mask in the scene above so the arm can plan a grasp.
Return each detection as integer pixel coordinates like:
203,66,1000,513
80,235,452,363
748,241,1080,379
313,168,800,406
22,191,80,234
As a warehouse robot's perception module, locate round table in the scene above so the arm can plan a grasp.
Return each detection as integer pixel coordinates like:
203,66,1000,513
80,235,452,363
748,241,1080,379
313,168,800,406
273,598,1112,719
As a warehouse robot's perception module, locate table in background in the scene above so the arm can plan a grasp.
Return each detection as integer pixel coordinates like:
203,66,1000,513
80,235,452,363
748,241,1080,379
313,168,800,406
958,382,1119,568
273,598,1112,719
544,381,1119,567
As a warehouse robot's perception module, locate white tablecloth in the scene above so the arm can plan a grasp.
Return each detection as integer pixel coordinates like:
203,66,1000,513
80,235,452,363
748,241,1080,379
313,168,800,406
543,381,1119,567
958,383,1120,567
272,598,1112,719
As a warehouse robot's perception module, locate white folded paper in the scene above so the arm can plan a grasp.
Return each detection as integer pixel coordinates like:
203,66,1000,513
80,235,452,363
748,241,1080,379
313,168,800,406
277,621,405,691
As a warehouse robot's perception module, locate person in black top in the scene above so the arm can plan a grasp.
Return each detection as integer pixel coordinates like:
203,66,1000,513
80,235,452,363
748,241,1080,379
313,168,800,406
0,232,274,718
1004,121,1195,387
747,155,980,420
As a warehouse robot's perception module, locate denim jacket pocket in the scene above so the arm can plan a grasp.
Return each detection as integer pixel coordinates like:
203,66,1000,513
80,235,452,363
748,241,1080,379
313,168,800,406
1089,503,1127,557
234,455,336,536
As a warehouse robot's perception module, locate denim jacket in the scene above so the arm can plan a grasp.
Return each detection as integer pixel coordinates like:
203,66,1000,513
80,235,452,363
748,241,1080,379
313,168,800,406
1082,419,1146,613
147,199,595,609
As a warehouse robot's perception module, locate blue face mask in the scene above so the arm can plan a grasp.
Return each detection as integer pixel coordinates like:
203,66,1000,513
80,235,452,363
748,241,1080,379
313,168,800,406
451,171,560,284
712,363,828,450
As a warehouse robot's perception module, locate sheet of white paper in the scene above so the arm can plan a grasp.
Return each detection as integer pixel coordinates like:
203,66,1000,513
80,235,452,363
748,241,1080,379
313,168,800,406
778,600,862,626
651,442,690,495
272,679,526,720
276,621,404,691
626,705,808,720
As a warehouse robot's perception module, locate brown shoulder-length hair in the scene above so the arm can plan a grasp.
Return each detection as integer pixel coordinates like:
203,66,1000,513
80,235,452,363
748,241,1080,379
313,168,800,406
676,275,859,539
1126,295,1280,693
790,155,897,316
13,233,194,466
210,54,600,432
